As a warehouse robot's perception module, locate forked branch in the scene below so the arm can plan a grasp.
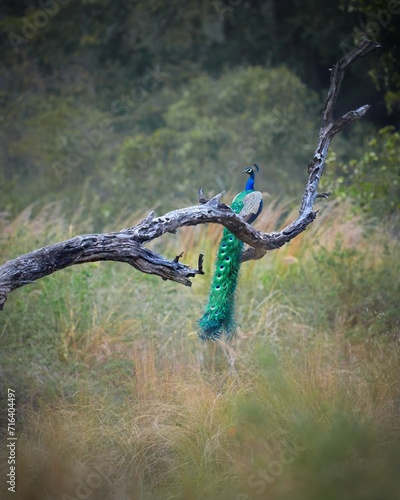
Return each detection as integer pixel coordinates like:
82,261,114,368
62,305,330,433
0,40,380,310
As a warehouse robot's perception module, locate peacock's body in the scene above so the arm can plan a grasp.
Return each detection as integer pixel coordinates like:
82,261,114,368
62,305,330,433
198,165,263,341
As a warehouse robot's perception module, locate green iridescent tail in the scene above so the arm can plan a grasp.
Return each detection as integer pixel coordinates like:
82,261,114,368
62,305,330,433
198,229,244,340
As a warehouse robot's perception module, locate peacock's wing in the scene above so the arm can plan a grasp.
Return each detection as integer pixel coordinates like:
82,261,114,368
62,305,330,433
232,190,263,223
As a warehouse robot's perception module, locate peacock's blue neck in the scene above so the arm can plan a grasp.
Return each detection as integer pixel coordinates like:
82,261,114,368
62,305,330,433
245,174,255,191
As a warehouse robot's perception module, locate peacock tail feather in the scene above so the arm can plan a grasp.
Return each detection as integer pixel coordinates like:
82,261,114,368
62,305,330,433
198,228,244,340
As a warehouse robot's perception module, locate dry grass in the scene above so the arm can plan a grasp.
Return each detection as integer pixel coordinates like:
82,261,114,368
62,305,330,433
3,341,400,499
1,199,400,499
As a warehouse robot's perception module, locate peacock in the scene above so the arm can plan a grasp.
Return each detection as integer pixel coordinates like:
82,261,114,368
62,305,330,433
198,164,263,341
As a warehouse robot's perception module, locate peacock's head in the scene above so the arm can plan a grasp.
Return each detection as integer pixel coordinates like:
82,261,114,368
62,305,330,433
243,164,259,177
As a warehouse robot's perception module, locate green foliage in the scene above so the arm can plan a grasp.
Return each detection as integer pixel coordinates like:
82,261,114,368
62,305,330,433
0,61,326,220
113,66,320,212
323,126,400,219
279,241,399,341
1,0,394,220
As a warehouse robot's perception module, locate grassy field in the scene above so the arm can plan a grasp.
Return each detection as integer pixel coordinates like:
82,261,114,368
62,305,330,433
0,198,399,499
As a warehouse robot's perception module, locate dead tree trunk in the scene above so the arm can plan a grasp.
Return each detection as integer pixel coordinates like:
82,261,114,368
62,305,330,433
0,40,380,311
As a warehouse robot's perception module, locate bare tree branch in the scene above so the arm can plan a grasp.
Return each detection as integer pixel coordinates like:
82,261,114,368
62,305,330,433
0,40,380,310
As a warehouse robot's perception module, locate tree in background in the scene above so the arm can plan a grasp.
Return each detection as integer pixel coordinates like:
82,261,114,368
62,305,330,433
323,1,400,223
324,126,400,221
341,0,400,114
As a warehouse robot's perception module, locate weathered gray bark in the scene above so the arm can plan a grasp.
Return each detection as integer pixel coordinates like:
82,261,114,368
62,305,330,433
0,39,380,310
